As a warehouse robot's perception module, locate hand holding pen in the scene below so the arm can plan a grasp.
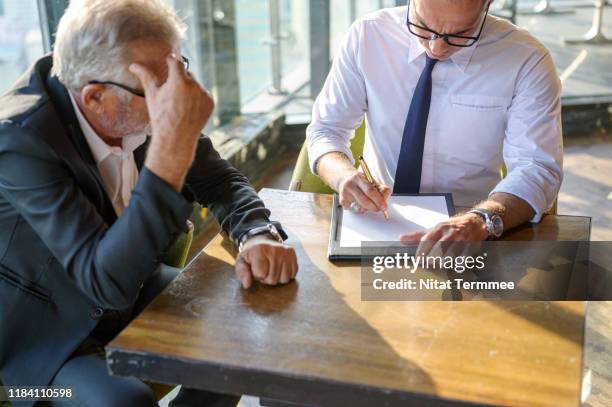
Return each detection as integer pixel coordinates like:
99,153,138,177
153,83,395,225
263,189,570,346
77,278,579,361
358,156,390,220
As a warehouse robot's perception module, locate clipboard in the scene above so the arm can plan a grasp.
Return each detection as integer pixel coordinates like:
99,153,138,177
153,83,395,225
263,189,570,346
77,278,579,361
328,193,455,261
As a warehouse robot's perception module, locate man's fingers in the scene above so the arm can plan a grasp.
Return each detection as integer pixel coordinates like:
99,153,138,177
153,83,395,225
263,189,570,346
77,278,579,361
378,184,392,203
263,252,285,285
339,193,353,210
400,231,425,243
350,183,379,211
128,63,156,95
438,230,458,242
417,226,447,256
279,262,291,284
238,244,299,288
377,184,391,197
166,54,189,82
235,256,253,289
263,270,280,286
416,240,435,258
427,241,446,259
250,255,270,281
357,176,388,210
291,255,299,279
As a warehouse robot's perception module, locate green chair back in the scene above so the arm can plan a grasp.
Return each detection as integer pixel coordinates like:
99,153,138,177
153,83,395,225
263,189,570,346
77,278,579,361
161,220,194,268
0,383,8,407
289,121,366,193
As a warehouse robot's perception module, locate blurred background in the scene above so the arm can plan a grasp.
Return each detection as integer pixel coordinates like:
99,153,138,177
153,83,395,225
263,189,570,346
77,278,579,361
2,1,610,123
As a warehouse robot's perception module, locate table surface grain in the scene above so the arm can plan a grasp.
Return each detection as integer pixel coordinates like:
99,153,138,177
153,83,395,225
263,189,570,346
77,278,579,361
107,189,591,407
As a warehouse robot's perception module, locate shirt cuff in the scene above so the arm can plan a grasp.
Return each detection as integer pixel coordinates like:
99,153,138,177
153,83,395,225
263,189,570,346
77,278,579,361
307,136,355,175
489,177,549,223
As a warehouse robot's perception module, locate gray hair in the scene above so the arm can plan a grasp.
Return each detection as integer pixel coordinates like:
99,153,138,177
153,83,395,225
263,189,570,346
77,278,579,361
52,0,187,91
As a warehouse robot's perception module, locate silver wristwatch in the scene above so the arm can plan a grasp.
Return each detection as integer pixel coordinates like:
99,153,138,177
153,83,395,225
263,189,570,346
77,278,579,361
468,209,504,240
238,224,284,251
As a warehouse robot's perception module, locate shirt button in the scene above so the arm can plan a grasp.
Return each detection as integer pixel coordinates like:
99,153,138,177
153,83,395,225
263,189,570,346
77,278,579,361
91,307,104,320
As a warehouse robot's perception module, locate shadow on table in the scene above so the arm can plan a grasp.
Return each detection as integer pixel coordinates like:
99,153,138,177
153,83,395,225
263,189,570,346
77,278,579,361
157,237,442,407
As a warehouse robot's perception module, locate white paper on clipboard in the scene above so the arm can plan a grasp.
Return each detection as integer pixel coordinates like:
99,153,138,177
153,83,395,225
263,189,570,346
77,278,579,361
339,195,451,246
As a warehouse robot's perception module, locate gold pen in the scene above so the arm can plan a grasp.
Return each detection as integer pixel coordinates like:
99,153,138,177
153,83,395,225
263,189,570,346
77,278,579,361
358,155,390,220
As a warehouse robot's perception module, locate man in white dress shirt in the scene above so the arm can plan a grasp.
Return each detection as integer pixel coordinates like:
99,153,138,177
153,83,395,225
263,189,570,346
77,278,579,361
0,1,297,405
307,0,562,242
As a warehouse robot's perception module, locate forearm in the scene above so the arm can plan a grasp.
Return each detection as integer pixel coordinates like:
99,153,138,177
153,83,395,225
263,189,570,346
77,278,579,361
185,137,274,242
315,151,357,191
145,139,196,192
206,174,273,243
475,192,535,231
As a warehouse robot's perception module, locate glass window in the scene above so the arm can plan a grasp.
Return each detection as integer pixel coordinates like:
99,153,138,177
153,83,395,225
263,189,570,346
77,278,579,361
280,0,309,79
167,0,206,87
0,0,44,94
331,0,352,57
331,0,398,57
235,0,273,103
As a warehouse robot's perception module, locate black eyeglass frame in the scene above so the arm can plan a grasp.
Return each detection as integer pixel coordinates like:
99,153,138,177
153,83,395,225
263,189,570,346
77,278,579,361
87,55,190,98
406,0,491,48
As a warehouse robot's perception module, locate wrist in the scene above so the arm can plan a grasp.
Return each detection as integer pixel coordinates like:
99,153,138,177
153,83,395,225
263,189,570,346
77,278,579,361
468,208,504,240
146,140,197,189
145,151,189,192
240,234,280,252
317,152,357,192
466,213,489,240
148,135,197,160
335,169,359,192
238,224,284,252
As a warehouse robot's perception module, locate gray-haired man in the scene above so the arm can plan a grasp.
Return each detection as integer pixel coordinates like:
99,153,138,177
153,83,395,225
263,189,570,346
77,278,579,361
0,0,298,405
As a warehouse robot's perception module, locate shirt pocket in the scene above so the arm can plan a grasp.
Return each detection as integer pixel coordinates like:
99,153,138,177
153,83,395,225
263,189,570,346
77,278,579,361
440,94,508,164
450,94,508,112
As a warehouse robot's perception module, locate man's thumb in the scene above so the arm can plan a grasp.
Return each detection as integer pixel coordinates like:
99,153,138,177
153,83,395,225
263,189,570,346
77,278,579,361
235,256,253,289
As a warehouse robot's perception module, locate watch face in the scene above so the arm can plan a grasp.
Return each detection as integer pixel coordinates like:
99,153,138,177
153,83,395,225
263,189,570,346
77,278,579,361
491,214,504,237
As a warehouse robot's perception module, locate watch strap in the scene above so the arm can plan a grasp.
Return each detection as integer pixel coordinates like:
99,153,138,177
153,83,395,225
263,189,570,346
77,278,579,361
238,223,285,251
468,208,503,240
468,209,497,240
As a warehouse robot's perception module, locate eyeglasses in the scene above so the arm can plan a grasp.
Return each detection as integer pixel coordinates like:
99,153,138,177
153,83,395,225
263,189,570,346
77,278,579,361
88,55,190,98
406,0,490,48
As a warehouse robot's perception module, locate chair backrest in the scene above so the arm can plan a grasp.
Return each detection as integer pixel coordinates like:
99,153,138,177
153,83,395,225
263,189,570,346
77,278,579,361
161,220,194,268
289,121,366,193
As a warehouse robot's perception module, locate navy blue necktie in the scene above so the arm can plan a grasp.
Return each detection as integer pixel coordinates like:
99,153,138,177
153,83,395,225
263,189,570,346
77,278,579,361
393,55,438,193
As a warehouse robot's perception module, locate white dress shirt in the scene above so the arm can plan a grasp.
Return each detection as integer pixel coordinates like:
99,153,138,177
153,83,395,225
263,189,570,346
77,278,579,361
307,7,563,222
69,93,147,216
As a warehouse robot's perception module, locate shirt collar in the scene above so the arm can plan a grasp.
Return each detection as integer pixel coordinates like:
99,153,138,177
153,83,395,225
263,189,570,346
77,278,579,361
68,92,147,164
404,7,488,73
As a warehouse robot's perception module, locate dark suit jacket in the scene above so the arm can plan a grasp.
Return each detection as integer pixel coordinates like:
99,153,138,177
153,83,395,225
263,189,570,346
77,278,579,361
0,55,281,398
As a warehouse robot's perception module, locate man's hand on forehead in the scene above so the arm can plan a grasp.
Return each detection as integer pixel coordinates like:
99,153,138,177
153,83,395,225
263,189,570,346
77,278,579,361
128,53,214,191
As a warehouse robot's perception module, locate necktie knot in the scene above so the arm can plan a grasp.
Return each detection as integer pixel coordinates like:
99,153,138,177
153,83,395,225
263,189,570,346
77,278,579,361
425,55,438,71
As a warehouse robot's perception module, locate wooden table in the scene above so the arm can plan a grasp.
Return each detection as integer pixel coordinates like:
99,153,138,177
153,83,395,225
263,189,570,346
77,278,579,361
107,189,591,407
